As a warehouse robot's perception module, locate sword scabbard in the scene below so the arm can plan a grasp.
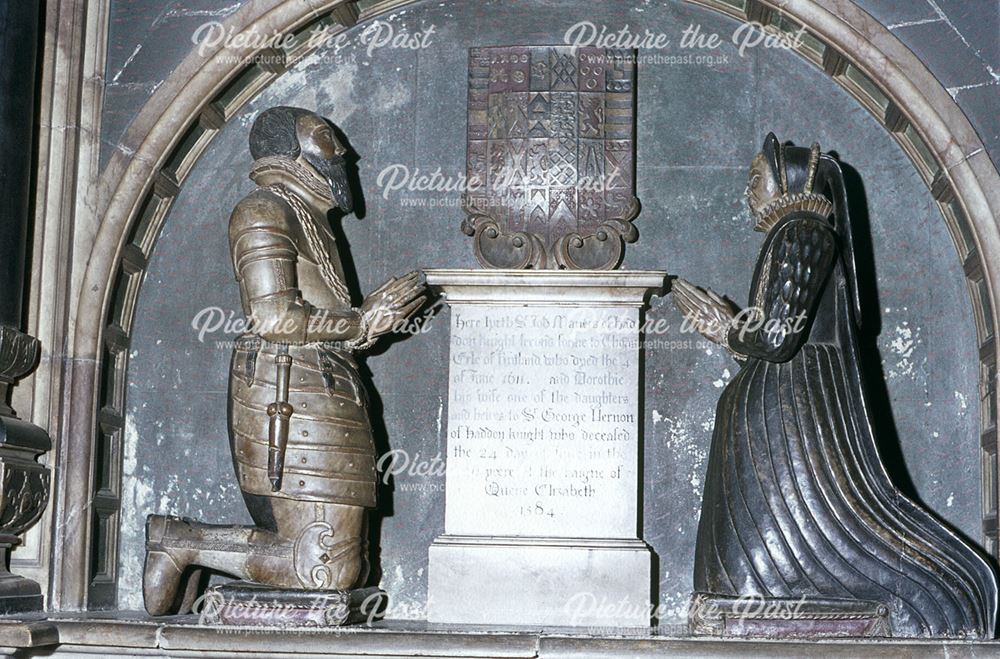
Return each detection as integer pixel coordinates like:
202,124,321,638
267,349,294,491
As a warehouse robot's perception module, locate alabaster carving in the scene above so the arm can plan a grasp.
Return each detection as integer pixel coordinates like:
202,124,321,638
677,134,998,639
143,107,425,622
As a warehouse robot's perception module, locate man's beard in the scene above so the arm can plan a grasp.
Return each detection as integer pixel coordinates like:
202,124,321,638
304,153,353,214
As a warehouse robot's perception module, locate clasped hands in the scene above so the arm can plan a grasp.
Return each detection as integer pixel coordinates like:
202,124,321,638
671,278,752,360
352,271,426,349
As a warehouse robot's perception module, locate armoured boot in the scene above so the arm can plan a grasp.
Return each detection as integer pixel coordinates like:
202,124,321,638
143,515,193,615
143,514,255,615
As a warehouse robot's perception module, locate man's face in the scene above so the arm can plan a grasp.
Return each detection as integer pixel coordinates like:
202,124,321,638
295,114,353,213
296,114,346,160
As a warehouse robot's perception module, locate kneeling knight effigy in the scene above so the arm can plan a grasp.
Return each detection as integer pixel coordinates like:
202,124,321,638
143,106,425,625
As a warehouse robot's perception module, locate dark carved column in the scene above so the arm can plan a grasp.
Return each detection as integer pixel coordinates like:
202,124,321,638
0,0,51,614
0,1,40,330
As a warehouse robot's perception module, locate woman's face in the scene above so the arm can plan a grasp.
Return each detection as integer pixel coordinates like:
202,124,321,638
745,151,781,228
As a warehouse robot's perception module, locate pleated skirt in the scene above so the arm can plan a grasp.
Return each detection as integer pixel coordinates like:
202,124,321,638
694,344,996,637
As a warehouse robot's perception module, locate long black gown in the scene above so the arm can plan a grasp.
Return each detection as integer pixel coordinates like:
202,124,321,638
693,157,998,638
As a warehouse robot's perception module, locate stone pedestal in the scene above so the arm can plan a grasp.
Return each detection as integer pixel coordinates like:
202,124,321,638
200,583,387,627
424,270,664,627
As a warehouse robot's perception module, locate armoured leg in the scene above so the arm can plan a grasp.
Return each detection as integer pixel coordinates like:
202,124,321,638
246,500,368,590
144,502,369,614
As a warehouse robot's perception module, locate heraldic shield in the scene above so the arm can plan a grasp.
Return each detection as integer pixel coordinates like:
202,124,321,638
462,46,639,270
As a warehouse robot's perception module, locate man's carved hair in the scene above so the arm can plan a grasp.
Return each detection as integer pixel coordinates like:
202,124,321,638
248,105,354,216
249,106,314,161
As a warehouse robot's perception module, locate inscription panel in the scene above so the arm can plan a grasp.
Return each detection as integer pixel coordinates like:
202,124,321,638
444,305,640,538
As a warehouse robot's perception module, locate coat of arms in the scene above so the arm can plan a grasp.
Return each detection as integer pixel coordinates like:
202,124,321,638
462,46,639,269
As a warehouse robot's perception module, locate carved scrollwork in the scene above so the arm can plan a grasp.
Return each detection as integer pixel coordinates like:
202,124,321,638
461,212,549,269
0,462,50,537
293,520,362,590
553,196,640,270
0,327,40,384
464,196,641,270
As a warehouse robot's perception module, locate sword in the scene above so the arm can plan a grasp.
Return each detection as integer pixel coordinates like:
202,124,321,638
267,344,294,491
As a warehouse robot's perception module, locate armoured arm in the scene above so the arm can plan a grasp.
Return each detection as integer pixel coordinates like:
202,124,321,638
230,198,361,345
726,216,836,362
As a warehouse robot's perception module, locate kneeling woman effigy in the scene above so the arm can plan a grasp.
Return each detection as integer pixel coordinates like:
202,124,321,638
675,133,998,639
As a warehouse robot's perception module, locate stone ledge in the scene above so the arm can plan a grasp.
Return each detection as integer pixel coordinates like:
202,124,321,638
424,269,668,306
0,615,997,657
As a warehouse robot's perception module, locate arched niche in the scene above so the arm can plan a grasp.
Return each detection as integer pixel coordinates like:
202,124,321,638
55,0,1000,613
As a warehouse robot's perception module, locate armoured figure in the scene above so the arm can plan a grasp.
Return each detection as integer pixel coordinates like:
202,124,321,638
143,107,426,616
675,134,997,638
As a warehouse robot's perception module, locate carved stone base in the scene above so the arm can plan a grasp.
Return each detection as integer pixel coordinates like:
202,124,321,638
0,538,42,614
429,535,651,626
0,586,42,615
688,592,892,639
199,582,387,627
